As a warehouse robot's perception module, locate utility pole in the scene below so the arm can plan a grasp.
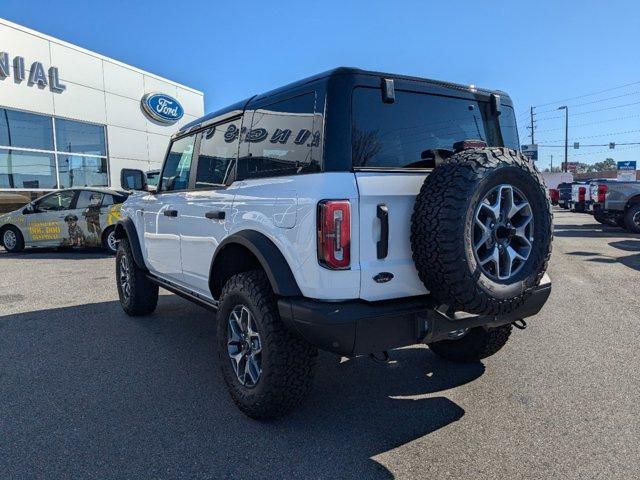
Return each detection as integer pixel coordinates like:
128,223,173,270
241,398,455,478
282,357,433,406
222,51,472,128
558,106,568,172
550,154,553,172
529,106,536,145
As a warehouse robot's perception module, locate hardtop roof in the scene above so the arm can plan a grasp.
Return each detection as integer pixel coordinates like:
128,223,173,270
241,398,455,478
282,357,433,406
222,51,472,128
179,67,510,134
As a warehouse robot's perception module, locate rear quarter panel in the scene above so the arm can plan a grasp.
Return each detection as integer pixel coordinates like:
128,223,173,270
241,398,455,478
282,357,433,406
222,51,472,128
229,172,361,301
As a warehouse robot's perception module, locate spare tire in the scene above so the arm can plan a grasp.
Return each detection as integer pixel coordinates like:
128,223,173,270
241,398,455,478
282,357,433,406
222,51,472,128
411,147,552,315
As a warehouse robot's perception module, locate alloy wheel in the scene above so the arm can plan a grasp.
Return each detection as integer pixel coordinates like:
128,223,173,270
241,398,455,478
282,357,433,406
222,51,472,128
3,230,17,250
473,184,534,280
107,231,118,252
119,255,131,299
227,305,262,388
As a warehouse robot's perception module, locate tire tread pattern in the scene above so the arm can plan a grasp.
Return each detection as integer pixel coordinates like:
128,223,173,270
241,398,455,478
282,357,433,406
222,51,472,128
411,147,553,315
429,324,513,363
217,271,317,420
116,238,158,316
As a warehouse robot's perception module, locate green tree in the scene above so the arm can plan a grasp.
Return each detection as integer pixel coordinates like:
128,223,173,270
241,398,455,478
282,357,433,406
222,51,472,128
588,158,616,172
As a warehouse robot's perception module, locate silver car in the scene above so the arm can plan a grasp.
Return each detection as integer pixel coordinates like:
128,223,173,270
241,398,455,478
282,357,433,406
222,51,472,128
0,188,128,254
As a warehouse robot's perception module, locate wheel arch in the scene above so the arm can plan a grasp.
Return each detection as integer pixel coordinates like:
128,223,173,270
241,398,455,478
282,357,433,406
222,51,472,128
0,223,22,247
209,230,302,300
101,224,115,240
626,194,640,209
113,218,147,270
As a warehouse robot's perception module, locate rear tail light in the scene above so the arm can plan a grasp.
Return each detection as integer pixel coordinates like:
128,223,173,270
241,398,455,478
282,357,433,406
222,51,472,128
317,200,351,269
578,186,586,203
598,184,608,203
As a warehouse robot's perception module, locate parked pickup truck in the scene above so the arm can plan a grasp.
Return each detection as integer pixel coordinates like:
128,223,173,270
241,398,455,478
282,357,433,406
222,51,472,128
570,182,590,213
557,182,574,209
590,180,640,232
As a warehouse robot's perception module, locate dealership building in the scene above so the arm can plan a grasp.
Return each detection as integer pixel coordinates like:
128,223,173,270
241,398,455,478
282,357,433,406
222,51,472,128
0,18,204,212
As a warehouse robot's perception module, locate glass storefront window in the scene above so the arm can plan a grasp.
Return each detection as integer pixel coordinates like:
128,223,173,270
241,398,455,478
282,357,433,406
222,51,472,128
0,148,57,189
58,155,108,188
0,107,109,190
0,108,54,151
55,118,106,156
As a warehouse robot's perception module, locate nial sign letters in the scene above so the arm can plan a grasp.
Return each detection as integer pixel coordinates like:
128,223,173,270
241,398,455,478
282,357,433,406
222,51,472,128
0,51,66,93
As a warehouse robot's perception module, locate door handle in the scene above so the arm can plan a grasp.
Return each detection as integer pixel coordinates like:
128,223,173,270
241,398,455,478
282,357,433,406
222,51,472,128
205,210,226,220
376,204,389,259
163,209,178,217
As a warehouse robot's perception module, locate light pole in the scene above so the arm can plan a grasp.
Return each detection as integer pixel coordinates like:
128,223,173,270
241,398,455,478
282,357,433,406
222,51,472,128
550,154,553,172
558,106,568,172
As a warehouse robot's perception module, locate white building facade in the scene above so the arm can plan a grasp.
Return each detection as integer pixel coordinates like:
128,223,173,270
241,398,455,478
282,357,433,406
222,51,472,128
0,18,204,212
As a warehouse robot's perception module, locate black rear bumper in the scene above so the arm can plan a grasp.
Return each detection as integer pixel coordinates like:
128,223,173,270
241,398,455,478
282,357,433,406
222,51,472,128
278,275,551,356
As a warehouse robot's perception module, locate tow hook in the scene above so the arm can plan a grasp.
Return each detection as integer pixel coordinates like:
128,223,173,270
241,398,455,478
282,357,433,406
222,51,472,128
512,319,527,330
369,351,391,363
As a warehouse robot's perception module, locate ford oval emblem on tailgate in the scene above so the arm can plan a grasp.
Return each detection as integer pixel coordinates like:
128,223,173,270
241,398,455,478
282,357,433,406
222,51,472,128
373,272,394,283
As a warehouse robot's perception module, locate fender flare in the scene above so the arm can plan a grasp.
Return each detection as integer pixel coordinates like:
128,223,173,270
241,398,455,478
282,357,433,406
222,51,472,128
114,217,147,271
211,230,302,297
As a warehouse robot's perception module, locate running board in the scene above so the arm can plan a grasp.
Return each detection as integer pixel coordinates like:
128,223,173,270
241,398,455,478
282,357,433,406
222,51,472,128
146,274,219,312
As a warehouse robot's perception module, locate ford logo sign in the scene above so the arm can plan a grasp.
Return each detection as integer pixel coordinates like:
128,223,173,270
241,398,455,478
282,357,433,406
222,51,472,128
141,93,184,124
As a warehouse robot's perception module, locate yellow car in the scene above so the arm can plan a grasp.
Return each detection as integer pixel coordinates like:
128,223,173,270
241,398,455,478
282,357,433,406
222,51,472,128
0,188,128,254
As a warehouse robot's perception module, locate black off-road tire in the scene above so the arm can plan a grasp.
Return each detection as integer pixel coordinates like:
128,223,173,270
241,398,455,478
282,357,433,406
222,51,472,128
102,226,118,254
1,225,25,253
429,324,513,363
623,204,640,233
217,270,317,420
116,238,158,316
411,147,553,315
593,212,618,228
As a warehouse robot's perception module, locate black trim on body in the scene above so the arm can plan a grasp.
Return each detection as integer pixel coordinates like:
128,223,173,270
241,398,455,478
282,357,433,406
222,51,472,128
278,276,552,357
211,230,302,298
114,218,147,271
146,273,219,312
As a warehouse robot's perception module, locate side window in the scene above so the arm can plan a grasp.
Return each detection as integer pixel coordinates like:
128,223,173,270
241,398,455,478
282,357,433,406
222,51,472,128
160,135,196,192
102,194,115,206
36,190,76,212
239,93,320,180
75,191,104,209
195,119,240,188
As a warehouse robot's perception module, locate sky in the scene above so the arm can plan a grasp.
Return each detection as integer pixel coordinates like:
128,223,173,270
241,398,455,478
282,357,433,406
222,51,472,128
2,0,639,171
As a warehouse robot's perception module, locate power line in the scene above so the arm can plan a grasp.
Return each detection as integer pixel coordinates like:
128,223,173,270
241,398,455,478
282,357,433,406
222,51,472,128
538,142,640,148
534,91,640,114
534,114,640,133
535,101,640,122
570,145,640,157
533,80,640,108
539,129,640,144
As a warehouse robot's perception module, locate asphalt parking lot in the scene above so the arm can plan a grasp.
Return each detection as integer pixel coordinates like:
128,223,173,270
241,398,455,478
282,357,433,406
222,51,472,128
1,209,639,480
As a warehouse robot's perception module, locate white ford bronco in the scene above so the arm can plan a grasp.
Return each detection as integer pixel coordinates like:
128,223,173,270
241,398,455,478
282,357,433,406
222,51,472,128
115,68,553,419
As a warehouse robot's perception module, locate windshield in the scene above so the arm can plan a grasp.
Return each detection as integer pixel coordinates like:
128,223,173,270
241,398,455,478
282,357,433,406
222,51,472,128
351,87,519,169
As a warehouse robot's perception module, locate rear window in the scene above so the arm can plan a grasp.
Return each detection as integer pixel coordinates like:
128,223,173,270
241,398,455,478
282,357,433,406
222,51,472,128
351,87,519,169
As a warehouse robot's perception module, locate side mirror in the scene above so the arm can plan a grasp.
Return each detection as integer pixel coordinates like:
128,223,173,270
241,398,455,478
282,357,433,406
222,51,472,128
22,203,35,214
121,168,148,191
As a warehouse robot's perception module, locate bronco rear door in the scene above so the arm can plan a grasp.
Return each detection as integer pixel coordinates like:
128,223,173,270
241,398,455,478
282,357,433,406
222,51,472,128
352,84,520,301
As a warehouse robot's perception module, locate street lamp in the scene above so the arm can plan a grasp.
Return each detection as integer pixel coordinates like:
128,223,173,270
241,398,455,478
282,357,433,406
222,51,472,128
558,106,568,172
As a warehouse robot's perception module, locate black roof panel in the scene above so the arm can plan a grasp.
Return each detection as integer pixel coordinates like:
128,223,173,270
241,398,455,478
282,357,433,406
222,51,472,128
178,67,508,134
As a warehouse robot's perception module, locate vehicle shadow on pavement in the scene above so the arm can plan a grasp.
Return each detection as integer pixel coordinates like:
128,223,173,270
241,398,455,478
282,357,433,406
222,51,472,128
0,247,111,260
564,240,640,272
0,296,482,480
553,222,635,239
